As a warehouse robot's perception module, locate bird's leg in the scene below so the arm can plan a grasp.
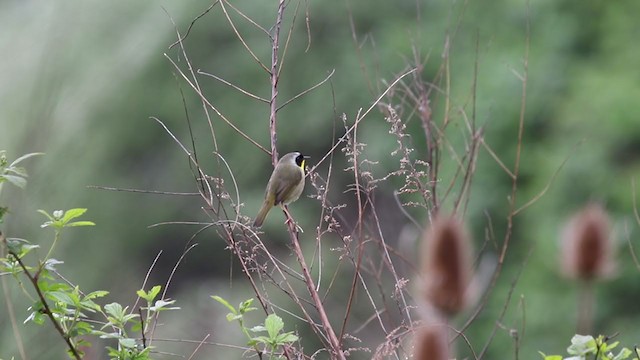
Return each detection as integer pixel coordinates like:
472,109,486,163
281,205,303,233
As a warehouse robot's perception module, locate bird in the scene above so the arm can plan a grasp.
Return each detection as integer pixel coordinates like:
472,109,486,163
253,151,309,227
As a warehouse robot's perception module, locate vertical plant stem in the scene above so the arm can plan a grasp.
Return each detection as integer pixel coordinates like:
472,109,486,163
577,281,594,334
8,250,82,360
286,219,345,359
269,0,286,165
1,233,29,360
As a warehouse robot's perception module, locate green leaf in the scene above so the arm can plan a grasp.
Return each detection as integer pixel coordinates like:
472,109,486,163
276,332,298,344
149,299,179,312
251,335,271,346
226,313,243,322
69,321,93,336
5,166,28,177
212,295,237,315
5,237,38,256
60,208,87,224
9,152,44,168
239,298,256,314
538,354,562,360
567,334,597,355
66,221,96,227
250,325,267,333
43,258,64,271
137,285,162,302
47,291,75,306
119,338,138,348
104,302,127,320
264,314,284,340
85,290,109,300
611,347,634,360
2,174,26,188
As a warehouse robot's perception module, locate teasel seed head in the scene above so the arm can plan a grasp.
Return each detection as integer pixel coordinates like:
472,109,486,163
412,324,450,360
561,203,615,280
421,214,473,317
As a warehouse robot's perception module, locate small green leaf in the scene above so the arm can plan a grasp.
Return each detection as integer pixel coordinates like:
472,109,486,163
149,299,179,312
567,334,597,355
538,353,562,360
9,152,44,167
119,338,137,348
212,295,237,315
6,166,28,177
3,174,26,188
43,258,64,271
147,285,162,301
60,208,88,224
66,221,96,227
239,298,256,314
276,332,298,344
612,348,633,360
250,325,267,333
226,313,242,322
264,314,284,340
104,302,126,319
247,339,259,347
70,321,93,336
47,291,75,306
251,335,271,346
85,290,109,299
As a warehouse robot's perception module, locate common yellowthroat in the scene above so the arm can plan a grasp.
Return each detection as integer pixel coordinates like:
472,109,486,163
253,152,309,227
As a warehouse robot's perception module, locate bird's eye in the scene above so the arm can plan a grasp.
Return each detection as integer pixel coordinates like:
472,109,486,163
295,154,304,166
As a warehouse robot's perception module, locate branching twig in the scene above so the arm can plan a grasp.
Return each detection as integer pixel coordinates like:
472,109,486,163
6,247,82,360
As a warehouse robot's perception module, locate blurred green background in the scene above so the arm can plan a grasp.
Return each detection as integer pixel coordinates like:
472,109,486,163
2,0,640,358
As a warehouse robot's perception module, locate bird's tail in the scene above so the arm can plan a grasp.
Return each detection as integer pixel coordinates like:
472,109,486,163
253,200,273,227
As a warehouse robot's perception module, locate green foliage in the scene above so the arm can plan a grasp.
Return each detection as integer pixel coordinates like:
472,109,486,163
213,296,298,359
38,208,96,229
541,335,639,360
0,151,43,192
249,314,299,354
0,153,176,359
0,151,43,223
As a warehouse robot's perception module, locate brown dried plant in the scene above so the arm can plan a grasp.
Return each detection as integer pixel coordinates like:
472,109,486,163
560,203,615,334
421,215,473,318
561,203,614,280
412,324,450,360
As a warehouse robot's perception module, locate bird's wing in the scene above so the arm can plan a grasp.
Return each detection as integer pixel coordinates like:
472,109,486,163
273,168,303,205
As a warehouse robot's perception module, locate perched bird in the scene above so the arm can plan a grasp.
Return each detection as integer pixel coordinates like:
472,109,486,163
253,152,309,227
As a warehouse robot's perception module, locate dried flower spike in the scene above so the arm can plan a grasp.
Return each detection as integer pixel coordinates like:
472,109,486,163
412,325,450,360
421,215,472,317
561,203,614,280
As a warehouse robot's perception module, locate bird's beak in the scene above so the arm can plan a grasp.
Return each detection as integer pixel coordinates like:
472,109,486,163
303,155,311,159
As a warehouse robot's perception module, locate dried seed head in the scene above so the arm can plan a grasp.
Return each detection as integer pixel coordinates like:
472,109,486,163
421,215,473,317
561,203,615,280
412,325,449,360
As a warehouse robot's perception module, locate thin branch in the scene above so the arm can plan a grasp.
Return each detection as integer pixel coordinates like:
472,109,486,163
277,69,335,112
219,0,270,73
513,141,580,216
168,2,220,49
163,56,270,155
87,185,200,196
269,0,287,164
6,248,81,359
0,233,28,360
197,70,269,103
284,213,346,359
307,68,417,175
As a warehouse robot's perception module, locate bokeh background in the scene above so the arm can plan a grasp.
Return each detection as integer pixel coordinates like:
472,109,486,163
2,0,640,358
